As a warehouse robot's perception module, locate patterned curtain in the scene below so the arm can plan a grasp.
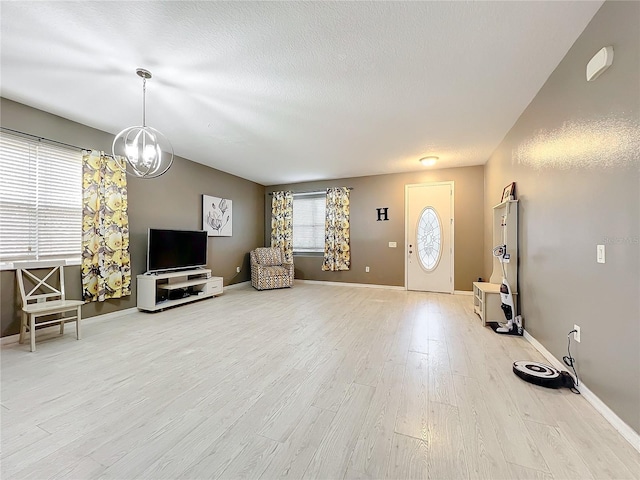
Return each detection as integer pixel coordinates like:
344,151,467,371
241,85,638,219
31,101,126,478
322,187,350,271
82,151,131,301
270,191,294,263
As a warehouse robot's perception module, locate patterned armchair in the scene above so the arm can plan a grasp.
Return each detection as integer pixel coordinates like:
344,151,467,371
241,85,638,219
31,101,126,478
250,247,294,290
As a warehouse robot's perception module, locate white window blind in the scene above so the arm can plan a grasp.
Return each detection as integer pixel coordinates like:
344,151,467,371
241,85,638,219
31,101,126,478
292,193,326,253
0,133,82,264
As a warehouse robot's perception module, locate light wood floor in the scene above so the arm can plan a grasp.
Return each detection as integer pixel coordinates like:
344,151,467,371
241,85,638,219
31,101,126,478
1,283,638,480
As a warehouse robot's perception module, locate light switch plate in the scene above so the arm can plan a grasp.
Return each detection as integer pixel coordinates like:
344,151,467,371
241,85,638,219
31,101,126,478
389,242,397,248
597,244,605,263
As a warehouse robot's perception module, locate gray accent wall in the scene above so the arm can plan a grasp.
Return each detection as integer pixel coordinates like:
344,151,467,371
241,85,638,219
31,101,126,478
484,1,639,432
1,98,265,337
266,166,485,291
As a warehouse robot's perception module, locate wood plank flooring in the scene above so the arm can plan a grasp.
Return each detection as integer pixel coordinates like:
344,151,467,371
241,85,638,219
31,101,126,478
1,283,638,479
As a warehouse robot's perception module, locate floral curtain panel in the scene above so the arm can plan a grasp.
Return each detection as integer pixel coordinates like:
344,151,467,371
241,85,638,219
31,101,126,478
270,191,293,263
322,187,350,271
82,151,131,301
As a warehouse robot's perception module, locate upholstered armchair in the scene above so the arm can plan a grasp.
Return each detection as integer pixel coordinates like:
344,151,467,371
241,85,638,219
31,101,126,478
250,247,294,290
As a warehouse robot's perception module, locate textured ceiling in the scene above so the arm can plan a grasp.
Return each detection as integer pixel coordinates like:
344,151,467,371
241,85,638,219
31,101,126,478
0,1,602,185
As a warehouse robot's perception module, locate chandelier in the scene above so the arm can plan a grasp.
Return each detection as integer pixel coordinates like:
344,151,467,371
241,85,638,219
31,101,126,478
112,68,173,178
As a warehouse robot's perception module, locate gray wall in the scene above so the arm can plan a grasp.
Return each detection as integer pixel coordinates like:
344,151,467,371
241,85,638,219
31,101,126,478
484,1,639,432
266,165,485,291
1,98,265,337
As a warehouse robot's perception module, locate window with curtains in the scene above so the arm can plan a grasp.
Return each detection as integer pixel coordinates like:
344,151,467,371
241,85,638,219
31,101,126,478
0,133,82,268
292,193,326,254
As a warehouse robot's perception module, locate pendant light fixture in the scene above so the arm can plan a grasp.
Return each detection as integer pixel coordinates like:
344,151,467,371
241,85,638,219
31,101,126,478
112,68,173,178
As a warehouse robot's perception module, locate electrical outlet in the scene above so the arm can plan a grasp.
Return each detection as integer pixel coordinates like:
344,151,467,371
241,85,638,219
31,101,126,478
236,266,241,273
573,324,581,343
365,266,370,273
389,241,397,248
597,244,605,263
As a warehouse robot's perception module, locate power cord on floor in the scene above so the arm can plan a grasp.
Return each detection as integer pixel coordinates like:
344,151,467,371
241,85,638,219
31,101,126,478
563,330,580,394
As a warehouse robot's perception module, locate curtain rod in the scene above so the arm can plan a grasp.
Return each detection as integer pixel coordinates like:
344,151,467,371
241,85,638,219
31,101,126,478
268,187,354,196
1,127,91,152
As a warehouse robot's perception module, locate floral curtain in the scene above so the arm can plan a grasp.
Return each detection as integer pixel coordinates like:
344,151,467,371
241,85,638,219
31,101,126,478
270,191,293,263
82,151,131,301
322,187,350,271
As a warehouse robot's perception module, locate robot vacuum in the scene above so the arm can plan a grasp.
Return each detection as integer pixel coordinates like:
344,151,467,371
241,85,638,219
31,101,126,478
513,361,576,389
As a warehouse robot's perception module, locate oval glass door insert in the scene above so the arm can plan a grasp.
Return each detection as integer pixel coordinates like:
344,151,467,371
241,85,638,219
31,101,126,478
417,206,442,271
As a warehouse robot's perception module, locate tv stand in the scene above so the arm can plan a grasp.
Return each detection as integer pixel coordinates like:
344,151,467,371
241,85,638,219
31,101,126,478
137,269,223,312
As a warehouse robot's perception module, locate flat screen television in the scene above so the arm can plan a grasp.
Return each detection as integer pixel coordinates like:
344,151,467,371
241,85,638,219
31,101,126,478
147,229,208,273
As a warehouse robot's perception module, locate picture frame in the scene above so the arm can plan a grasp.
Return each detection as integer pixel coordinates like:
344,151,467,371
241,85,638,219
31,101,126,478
501,182,516,203
202,195,232,237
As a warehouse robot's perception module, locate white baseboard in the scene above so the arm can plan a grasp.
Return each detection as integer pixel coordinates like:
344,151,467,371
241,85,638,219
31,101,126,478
1,334,23,346
522,330,566,372
225,280,250,289
523,329,640,452
1,307,138,346
294,280,469,294
89,306,139,322
295,279,405,291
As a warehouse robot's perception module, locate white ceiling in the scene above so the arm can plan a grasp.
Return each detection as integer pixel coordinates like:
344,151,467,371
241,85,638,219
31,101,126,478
1,1,603,186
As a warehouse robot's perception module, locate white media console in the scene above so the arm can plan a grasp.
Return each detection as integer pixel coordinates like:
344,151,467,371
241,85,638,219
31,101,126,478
137,269,223,312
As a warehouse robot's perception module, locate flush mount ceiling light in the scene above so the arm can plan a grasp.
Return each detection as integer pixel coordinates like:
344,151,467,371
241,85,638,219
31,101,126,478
420,156,438,166
112,68,173,178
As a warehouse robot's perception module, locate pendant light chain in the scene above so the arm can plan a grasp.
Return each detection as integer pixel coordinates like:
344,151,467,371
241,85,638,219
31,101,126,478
142,76,146,128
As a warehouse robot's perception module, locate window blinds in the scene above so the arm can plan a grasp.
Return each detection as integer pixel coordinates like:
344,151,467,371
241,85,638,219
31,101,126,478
292,194,326,253
0,133,82,262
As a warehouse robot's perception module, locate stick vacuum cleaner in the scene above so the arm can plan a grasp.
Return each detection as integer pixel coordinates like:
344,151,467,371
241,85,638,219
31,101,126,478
489,244,523,336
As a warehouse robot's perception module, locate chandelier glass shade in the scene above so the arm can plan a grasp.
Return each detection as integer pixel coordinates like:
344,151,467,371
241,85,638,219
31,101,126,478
112,69,173,178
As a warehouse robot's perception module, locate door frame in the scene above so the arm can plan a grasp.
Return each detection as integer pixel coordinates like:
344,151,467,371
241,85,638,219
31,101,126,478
404,181,455,293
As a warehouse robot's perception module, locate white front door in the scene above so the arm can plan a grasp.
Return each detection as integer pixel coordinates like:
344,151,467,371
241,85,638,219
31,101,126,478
405,182,454,293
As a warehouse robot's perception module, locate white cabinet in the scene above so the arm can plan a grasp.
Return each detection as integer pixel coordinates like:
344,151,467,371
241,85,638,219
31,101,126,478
137,269,223,312
473,281,518,326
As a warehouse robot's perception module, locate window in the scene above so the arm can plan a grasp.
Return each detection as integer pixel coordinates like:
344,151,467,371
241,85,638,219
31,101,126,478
0,133,82,267
292,193,326,254
416,206,442,271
